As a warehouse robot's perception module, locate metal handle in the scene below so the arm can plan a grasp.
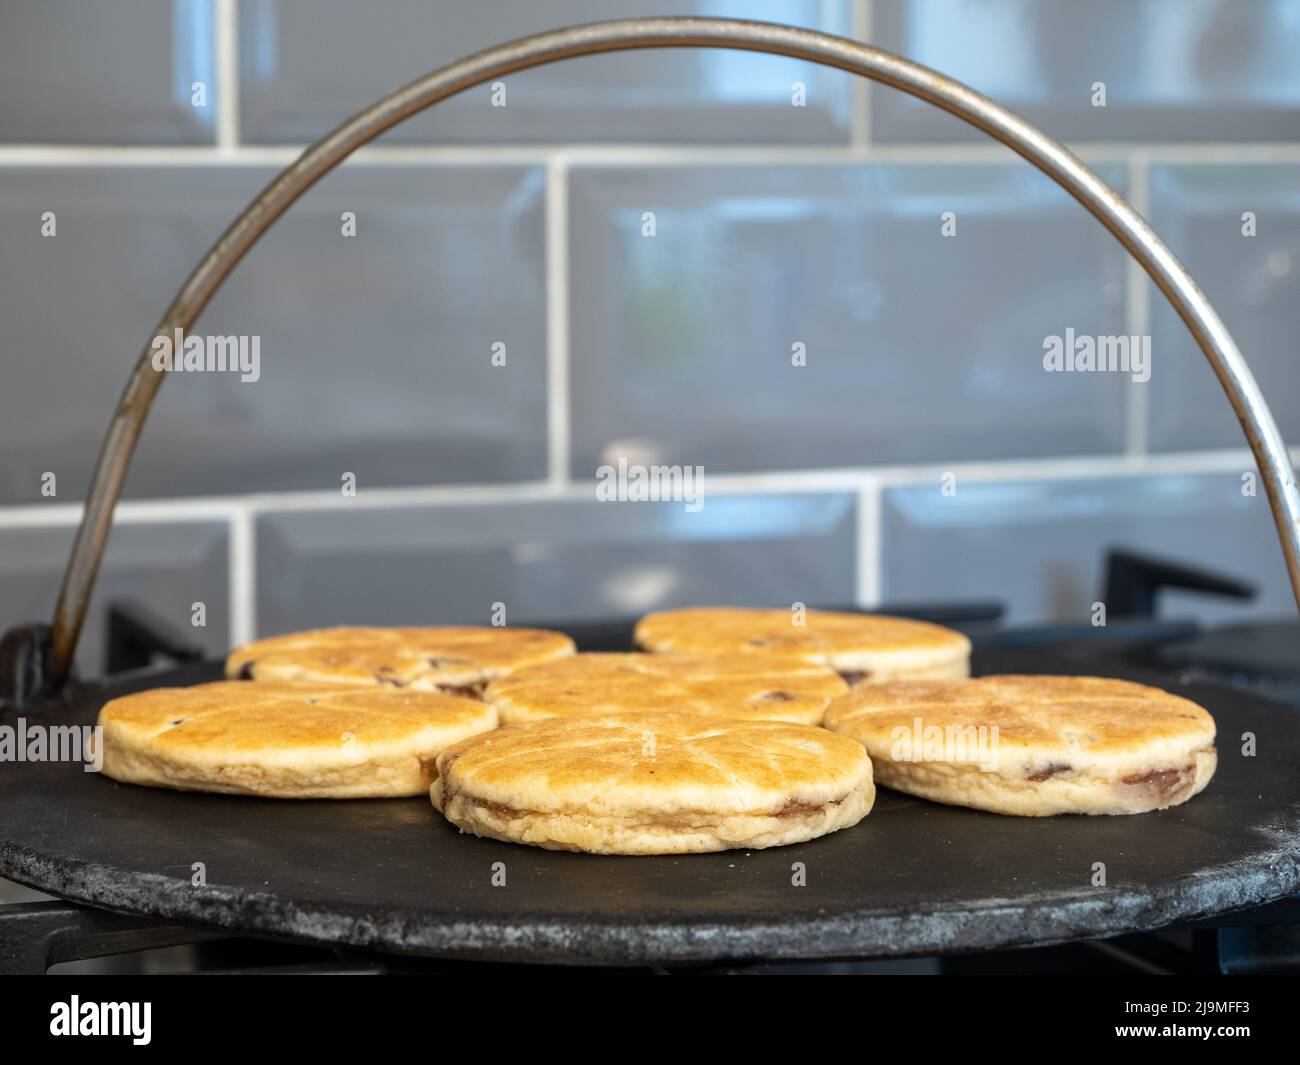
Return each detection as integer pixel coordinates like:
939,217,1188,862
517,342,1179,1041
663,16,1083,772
47,16,1300,687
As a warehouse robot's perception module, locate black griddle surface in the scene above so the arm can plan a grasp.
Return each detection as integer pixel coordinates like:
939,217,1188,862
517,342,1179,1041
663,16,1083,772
2,654,1298,965
1161,620,1300,680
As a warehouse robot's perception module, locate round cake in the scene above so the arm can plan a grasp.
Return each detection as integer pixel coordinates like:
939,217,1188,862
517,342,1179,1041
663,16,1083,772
634,607,970,685
823,674,1216,816
98,680,497,798
432,711,875,854
225,625,574,696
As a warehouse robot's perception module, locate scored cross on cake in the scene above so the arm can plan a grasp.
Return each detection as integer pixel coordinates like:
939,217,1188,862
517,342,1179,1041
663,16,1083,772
485,651,849,726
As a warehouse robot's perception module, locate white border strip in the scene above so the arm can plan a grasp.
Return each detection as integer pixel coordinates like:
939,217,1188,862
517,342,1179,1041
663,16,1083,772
855,478,882,608
228,504,256,645
1125,152,1151,456
215,0,240,151
545,156,571,485
850,0,873,149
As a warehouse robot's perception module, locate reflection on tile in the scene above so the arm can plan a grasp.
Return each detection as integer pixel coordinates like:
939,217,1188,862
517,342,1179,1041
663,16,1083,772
569,163,1129,475
873,0,1300,143
0,0,216,144
1147,165,1300,452
881,473,1295,626
239,0,853,143
255,492,856,633
0,165,547,502
0,521,229,678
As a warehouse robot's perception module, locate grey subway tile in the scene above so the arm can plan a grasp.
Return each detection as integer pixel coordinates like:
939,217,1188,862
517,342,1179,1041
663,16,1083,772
0,164,547,502
255,492,857,634
1147,164,1300,453
880,472,1296,627
0,521,229,679
239,0,853,144
0,0,216,144
568,163,1130,477
872,0,1300,144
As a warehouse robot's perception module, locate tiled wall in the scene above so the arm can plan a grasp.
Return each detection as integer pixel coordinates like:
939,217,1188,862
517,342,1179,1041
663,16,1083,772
2,0,1299,675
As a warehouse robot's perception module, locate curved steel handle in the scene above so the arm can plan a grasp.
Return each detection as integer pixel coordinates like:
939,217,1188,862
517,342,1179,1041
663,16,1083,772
48,16,1300,685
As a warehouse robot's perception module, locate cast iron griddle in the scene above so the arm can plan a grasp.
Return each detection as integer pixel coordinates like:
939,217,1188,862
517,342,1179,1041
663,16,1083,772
2,651,1298,965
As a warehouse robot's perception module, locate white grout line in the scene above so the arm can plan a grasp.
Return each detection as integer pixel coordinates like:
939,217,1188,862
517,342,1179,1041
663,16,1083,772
0,143,978,167
1125,152,1150,457
864,447,1285,488
0,447,1289,530
0,499,249,527
227,504,256,645
0,145,294,167
850,0,872,149
545,156,571,486
215,0,240,152
854,478,882,608
3,141,1300,168
701,449,1284,494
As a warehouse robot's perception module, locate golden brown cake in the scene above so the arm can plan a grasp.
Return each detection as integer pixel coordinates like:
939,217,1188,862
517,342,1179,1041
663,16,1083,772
823,675,1216,816
634,606,970,685
98,680,496,798
225,625,574,696
432,711,875,854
